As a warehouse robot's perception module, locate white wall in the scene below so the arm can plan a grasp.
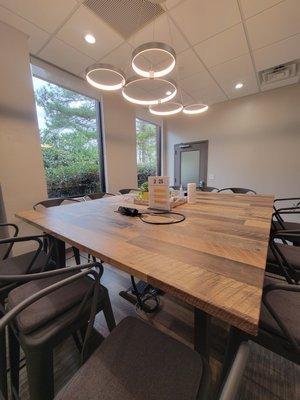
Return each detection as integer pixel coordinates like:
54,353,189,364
0,22,47,247
165,84,300,197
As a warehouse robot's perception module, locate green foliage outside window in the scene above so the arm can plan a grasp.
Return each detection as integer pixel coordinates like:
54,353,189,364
136,119,158,186
34,78,101,198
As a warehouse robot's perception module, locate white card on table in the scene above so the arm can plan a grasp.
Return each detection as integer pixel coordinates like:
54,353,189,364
148,176,170,211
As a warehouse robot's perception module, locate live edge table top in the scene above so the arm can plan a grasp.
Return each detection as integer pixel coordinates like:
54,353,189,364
16,192,274,335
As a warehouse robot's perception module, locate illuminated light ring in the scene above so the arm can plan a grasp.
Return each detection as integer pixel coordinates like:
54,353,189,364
183,104,209,115
122,77,177,106
132,42,176,78
149,102,183,116
85,63,126,91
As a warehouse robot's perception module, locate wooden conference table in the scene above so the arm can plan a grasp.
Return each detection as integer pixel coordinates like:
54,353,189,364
16,192,274,357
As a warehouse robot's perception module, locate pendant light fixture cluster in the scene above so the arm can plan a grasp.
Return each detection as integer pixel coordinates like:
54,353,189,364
85,4,208,116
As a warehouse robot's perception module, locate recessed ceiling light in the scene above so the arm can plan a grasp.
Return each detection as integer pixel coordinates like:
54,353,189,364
85,34,96,44
235,82,243,89
166,90,172,95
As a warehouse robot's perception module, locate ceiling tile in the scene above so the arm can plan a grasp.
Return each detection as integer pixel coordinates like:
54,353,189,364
194,24,249,68
165,0,183,10
239,0,284,19
176,89,195,105
100,42,133,72
188,84,227,105
210,54,259,98
0,5,49,53
39,38,94,77
170,0,241,45
179,70,220,94
168,48,207,80
253,33,300,71
246,0,300,50
0,0,77,33
129,12,189,54
56,5,123,61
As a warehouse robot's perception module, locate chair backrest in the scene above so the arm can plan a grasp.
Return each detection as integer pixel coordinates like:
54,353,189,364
118,188,139,195
33,197,81,210
85,192,115,200
200,186,219,192
218,187,257,194
269,230,300,284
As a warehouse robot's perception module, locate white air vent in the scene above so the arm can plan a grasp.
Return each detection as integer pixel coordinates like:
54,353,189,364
259,61,299,91
84,0,165,39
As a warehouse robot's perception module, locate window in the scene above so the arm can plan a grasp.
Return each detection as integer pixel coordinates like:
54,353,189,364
136,118,161,187
33,77,105,198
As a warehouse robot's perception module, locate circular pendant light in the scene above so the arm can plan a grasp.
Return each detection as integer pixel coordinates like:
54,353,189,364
183,104,209,115
122,77,177,106
132,42,176,78
85,63,126,91
149,102,183,116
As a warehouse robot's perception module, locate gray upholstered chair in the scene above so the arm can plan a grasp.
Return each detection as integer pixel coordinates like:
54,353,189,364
0,227,56,399
1,263,115,400
221,275,300,385
218,187,257,194
1,293,249,400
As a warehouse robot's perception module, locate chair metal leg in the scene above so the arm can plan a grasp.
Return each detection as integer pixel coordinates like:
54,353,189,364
8,327,20,399
24,347,54,400
72,332,82,352
103,293,116,332
219,326,245,390
194,308,211,359
0,309,7,400
73,247,81,265
53,237,66,267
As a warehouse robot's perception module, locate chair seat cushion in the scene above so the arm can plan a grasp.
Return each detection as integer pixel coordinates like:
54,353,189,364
0,251,49,288
260,277,300,345
8,272,95,334
55,317,207,400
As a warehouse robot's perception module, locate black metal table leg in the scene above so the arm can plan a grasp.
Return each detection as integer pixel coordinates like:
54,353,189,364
52,237,66,267
194,308,211,358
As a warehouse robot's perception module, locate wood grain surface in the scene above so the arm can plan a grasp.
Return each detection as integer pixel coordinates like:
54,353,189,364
16,192,274,335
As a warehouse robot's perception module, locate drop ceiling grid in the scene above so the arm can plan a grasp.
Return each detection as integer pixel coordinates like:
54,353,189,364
0,0,299,104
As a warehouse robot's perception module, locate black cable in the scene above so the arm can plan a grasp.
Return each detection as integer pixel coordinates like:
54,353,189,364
138,210,186,225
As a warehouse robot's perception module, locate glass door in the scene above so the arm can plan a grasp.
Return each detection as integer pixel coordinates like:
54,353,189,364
174,141,208,189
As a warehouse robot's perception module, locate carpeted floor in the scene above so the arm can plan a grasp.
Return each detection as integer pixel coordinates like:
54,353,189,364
16,262,299,400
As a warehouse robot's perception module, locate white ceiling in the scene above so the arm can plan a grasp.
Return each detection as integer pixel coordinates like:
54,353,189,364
0,0,299,106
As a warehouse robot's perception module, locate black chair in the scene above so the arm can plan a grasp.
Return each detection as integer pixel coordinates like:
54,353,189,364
1,262,115,400
33,198,84,264
84,192,115,200
218,187,257,194
0,289,249,400
118,188,139,195
267,230,300,284
0,228,56,399
221,275,300,385
199,186,219,192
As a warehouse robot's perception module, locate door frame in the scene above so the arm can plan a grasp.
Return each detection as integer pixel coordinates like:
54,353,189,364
174,140,208,188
